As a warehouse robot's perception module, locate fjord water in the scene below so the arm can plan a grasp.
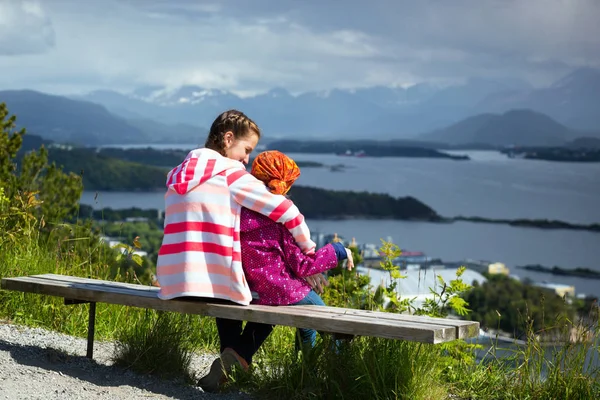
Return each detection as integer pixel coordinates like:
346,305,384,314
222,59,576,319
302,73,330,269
80,150,600,297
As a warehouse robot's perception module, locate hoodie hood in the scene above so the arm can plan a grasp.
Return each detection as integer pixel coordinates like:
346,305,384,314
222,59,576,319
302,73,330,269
166,148,244,195
240,208,273,233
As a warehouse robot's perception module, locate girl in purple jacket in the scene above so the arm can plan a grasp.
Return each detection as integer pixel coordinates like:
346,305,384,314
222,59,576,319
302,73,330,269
241,151,354,344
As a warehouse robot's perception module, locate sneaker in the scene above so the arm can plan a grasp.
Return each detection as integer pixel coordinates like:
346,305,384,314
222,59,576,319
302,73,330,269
197,348,249,393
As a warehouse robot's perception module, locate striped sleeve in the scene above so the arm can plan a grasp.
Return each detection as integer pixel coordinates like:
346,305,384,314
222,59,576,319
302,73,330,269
227,168,316,254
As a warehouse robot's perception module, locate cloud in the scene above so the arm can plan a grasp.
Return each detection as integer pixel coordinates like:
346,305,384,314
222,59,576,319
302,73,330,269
0,0,598,94
0,0,55,55
261,0,600,85
1,0,395,94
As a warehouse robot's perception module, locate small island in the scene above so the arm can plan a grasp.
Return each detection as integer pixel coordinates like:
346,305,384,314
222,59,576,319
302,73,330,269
502,147,600,162
267,140,470,160
518,265,600,279
450,216,600,233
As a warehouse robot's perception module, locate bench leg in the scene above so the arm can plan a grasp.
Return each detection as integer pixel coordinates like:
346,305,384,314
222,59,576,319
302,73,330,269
86,302,96,359
64,299,97,359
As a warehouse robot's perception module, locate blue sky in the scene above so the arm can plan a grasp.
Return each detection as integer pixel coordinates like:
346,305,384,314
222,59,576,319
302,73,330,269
0,0,598,96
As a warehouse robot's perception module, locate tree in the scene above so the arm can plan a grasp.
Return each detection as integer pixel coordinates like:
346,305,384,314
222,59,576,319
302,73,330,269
0,103,24,193
461,274,575,339
0,102,84,227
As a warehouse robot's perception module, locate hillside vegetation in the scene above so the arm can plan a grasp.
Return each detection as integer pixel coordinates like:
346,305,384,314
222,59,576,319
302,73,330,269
47,148,168,191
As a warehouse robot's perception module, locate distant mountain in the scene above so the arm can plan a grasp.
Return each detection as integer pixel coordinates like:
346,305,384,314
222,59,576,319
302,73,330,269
77,87,248,132
1,90,206,146
139,85,243,107
0,90,146,145
420,109,573,147
77,77,526,138
476,68,600,131
73,90,160,120
126,119,206,144
6,67,598,144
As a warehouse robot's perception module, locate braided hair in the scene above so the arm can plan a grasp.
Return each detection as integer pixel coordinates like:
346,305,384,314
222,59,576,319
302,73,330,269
204,110,261,155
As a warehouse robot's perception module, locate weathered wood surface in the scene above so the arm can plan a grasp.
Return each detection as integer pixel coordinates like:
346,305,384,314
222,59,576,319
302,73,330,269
1,274,479,344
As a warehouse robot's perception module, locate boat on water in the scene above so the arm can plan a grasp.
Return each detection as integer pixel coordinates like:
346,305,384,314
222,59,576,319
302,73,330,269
337,149,367,157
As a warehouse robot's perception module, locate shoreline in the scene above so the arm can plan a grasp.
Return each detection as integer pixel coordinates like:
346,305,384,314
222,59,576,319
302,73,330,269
78,202,600,234
517,265,600,280
443,216,600,233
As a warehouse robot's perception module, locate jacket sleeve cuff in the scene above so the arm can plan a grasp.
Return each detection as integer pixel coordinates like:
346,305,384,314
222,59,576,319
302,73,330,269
331,242,347,261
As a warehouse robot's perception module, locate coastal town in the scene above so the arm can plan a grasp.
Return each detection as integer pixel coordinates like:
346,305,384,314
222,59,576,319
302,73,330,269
311,231,585,304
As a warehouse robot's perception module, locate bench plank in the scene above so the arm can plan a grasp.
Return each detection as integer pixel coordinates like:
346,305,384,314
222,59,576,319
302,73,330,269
1,274,479,344
35,274,158,292
35,274,478,339
293,306,479,340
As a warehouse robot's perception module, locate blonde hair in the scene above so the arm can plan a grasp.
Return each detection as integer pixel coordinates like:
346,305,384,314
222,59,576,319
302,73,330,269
204,110,260,155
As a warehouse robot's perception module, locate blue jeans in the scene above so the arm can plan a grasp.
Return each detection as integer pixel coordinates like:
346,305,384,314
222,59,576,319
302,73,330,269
291,290,326,348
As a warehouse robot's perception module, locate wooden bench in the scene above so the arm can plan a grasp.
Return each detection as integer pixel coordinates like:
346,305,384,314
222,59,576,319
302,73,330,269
1,274,480,358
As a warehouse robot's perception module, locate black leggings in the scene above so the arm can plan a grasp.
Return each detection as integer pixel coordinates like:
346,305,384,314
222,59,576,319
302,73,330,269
177,296,274,364
215,318,274,365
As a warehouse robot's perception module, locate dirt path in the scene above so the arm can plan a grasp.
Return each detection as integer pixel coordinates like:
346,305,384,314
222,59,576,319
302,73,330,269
0,321,253,399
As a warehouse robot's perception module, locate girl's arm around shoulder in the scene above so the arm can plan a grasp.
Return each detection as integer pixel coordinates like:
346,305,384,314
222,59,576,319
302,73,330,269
227,168,316,253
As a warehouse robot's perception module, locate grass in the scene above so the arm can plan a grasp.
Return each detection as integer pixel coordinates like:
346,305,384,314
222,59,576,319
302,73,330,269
238,334,447,400
1,231,599,399
112,310,202,381
445,316,600,400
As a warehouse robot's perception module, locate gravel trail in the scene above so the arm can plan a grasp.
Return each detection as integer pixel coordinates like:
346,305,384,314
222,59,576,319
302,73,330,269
0,321,254,400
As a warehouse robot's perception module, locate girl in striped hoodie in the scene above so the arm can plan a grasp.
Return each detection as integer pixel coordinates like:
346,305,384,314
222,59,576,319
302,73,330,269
156,110,318,392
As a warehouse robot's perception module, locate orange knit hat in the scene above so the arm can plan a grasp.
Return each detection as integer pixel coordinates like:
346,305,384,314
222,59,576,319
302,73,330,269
251,150,300,195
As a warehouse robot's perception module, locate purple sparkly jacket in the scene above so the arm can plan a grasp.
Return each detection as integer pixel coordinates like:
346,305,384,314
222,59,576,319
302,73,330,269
240,208,338,305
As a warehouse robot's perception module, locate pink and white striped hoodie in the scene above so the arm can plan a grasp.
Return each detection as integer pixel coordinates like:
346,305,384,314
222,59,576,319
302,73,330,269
156,148,316,305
